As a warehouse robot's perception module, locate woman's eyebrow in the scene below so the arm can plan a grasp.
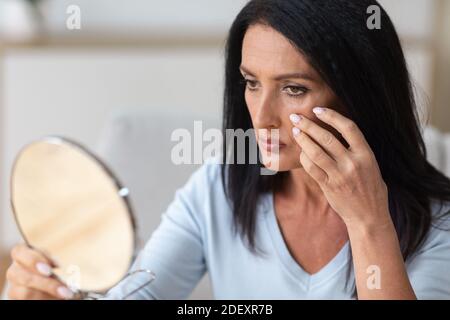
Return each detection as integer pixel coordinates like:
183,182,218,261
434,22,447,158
239,65,315,81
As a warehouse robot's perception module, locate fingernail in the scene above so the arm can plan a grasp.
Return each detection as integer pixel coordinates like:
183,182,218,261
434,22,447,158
313,107,325,115
57,286,74,299
289,114,301,124
36,262,52,277
292,127,301,136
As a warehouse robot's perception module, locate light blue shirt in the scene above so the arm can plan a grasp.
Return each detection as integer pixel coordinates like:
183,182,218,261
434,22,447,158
104,157,450,299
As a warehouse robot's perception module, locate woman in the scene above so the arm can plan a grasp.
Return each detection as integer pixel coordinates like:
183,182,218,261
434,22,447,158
6,0,450,300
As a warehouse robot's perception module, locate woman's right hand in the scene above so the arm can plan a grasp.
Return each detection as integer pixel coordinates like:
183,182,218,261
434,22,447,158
6,243,75,300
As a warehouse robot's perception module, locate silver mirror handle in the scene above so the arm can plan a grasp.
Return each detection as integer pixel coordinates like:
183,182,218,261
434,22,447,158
78,269,156,300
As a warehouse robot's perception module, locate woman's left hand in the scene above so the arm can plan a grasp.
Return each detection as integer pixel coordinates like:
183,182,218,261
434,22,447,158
290,107,390,228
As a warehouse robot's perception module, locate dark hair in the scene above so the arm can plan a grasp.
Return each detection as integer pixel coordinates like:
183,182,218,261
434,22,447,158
221,0,450,262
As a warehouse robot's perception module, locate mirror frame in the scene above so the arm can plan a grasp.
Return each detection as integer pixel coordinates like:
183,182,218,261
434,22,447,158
9,135,140,295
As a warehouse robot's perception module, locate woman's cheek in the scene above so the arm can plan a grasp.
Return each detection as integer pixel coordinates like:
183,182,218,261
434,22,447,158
283,95,315,115
244,91,256,115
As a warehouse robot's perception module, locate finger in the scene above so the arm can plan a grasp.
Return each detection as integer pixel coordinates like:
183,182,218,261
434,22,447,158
8,284,58,300
292,128,338,175
7,262,74,299
289,113,348,160
311,107,369,151
11,243,57,276
299,151,328,185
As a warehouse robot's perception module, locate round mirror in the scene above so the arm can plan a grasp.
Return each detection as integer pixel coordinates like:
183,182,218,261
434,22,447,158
10,136,141,296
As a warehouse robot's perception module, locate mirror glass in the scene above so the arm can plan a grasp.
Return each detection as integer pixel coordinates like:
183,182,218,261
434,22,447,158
10,136,137,294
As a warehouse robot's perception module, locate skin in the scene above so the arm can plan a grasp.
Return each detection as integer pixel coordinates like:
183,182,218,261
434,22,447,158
6,243,72,299
242,23,416,299
6,22,415,300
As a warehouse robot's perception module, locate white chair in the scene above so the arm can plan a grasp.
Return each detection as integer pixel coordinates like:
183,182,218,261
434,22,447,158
95,110,221,299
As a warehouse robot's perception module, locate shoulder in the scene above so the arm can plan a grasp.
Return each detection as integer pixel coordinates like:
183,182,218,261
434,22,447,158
180,156,224,197
195,156,224,181
405,200,450,299
426,200,450,244
431,199,450,223
164,156,227,226
412,200,450,257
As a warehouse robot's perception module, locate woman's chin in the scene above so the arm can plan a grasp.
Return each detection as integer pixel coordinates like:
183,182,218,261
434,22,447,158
260,155,287,172
260,153,302,173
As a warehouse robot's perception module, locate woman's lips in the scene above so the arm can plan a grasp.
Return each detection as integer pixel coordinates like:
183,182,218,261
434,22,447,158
258,138,286,152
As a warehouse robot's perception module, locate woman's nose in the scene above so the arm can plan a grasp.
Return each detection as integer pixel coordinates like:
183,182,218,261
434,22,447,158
253,94,281,128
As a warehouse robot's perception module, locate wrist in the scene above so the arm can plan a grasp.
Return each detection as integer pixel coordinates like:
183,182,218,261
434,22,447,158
345,212,396,240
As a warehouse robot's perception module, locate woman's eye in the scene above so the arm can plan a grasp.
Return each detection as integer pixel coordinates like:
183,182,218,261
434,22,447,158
284,85,308,96
244,79,258,90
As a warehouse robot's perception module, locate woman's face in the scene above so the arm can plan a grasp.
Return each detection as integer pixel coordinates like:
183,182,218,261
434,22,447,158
241,23,343,172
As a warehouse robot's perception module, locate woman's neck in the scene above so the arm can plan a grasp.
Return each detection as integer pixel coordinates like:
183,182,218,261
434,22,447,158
276,167,332,216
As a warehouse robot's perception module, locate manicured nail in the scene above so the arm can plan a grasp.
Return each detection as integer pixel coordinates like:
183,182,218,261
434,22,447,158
292,127,301,136
57,286,74,299
36,262,52,277
289,114,301,124
313,107,325,115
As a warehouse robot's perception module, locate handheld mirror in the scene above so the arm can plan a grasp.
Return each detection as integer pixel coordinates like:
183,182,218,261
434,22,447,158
10,136,155,299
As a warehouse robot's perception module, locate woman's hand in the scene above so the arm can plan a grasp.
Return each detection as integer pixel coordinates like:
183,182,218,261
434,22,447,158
289,107,390,228
289,107,417,299
6,243,75,300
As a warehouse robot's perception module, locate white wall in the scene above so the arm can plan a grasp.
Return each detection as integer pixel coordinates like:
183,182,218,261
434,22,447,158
0,47,224,250
379,0,437,40
41,0,249,38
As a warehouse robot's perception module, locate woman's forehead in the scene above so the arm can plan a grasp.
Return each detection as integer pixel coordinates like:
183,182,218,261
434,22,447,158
241,24,315,78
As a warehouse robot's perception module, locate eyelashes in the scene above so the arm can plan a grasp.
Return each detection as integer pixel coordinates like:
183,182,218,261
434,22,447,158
283,85,309,96
241,78,258,90
240,77,309,98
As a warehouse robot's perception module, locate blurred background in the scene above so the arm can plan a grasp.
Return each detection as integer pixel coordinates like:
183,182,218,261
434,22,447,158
0,0,449,297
